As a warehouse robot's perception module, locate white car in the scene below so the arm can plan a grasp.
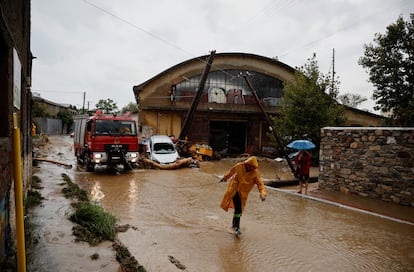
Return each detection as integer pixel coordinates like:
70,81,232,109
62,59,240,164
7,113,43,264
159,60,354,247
146,135,180,164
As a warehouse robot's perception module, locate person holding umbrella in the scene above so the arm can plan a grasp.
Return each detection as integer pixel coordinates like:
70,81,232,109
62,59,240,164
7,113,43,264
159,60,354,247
294,150,311,194
287,140,314,194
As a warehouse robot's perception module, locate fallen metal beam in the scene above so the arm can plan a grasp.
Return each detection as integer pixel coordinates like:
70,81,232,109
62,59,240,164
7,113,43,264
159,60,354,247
178,50,216,141
243,75,296,176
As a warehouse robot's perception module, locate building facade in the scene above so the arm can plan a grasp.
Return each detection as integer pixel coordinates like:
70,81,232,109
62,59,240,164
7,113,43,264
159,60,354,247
134,52,385,157
0,0,32,261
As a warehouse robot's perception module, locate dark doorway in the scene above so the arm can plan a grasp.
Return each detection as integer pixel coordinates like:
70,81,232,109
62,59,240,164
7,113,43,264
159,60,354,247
210,121,246,154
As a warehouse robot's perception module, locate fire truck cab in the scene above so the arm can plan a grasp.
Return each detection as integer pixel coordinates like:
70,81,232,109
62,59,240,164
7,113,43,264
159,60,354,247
74,110,139,171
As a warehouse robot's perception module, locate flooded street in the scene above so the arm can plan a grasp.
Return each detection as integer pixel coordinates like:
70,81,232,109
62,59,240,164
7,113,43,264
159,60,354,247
33,136,414,271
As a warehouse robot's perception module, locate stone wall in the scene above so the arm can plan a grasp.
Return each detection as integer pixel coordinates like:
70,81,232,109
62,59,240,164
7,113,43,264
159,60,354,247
319,127,414,207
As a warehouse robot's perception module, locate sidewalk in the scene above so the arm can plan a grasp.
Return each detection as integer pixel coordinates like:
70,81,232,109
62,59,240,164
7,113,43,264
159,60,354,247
269,183,414,225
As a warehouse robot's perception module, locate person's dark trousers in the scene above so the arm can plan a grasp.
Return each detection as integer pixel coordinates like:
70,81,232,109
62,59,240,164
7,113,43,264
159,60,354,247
232,192,242,229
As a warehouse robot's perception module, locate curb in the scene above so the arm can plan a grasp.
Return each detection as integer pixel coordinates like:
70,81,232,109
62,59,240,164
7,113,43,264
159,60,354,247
267,186,414,226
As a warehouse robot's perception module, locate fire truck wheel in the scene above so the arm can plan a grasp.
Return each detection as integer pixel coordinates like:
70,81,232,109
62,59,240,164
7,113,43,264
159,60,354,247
84,154,94,172
76,153,82,165
124,163,133,171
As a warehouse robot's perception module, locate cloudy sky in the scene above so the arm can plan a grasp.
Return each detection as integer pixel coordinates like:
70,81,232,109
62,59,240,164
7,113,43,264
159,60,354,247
31,0,413,112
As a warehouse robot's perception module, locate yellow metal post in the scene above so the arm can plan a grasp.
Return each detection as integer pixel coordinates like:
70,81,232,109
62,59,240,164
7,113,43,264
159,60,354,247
12,113,26,272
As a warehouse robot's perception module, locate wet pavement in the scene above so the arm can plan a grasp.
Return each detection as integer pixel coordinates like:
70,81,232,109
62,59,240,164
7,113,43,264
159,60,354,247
30,136,414,271
29,136,120,271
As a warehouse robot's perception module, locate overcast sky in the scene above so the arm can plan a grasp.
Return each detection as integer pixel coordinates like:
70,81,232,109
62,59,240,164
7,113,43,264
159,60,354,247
31,0,413,113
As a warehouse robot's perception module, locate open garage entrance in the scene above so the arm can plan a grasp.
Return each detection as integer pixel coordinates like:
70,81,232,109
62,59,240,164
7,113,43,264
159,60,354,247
209,121,247,154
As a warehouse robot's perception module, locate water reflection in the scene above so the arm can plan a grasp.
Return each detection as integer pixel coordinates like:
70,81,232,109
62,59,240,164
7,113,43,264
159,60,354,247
90,182,104,202
74,161,414,271
76,170,144,219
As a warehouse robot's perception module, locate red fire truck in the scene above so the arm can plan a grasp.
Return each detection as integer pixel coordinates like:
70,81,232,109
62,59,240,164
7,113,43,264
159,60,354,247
73,110,139,171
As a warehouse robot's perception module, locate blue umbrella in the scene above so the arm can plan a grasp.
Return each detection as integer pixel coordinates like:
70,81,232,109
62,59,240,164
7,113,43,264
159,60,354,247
287,140,315,150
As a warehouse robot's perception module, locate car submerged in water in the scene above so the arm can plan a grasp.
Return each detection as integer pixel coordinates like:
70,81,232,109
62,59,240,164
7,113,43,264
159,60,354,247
145,135,180,164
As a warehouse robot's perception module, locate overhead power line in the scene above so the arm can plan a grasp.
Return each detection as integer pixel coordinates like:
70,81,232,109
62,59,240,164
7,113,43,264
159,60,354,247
246,0,299,24
80,0,196,59
78,0,413,83
32,89,84,94
79,0,240,82
278,0,413,58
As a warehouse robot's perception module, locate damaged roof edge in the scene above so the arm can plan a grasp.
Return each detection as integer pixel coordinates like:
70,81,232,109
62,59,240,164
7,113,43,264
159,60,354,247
132,52,296,94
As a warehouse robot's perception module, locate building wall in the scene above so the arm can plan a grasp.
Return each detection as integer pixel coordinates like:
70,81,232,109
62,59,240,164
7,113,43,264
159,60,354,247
141,111,182,137
33,96,78,117
34,117,63,135
0,139,13,258
344,106,386,127
134,53,387,157
0,0,32,261
319,127,414,206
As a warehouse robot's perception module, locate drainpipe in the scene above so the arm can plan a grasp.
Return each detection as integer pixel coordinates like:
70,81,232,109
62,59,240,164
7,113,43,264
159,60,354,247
12,113,26,272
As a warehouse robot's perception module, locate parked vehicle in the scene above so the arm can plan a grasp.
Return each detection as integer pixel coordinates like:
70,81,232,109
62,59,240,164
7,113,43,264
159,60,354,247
145,135,180,164
73,110,139,171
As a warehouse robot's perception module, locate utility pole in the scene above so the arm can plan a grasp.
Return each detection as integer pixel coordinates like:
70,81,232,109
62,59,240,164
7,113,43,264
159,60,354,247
243,76,296,176
82,91,86,113
178,50,216,141
332,48,335,92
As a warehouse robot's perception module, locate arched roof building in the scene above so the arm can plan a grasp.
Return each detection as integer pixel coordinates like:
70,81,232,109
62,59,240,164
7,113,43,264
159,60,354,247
133,52,384,156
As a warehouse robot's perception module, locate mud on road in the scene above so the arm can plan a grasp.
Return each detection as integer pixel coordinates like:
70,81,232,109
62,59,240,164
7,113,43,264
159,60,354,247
28,135,414,272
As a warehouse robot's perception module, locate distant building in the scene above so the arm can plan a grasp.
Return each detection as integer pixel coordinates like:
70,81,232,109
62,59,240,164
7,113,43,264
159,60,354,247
0,0,32,262
133,52,385,156
33,95,77,134
344,105,386,127
32,93,78,117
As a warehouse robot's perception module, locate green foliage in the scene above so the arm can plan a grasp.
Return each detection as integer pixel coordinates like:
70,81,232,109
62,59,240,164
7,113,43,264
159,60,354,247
25,190,44,211
273,54,346,152
95,98,119,114
338,93,367,108
61,173,89,202
359,14,414,126
57,109,74,133
70,203,117,244
33,101,50,117
121,102,138,114
61,173,117,246
31,175,42,189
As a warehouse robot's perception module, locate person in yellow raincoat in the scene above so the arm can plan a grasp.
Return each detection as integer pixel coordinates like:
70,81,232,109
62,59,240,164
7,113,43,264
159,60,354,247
220,156,267,235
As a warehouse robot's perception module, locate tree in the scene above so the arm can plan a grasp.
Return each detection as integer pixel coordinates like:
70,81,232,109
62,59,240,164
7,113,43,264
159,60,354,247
338,93,367,108
121,102,138,114
33,101,50,117
272,54,346,156
95,98,118,114
57,109,74,134
359,14,414,126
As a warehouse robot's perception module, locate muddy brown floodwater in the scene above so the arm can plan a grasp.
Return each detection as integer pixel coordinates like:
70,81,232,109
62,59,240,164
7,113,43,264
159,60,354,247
32,136,414,272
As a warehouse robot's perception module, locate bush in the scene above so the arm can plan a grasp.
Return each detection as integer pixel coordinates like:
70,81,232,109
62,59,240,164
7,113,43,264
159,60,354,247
70,203,117,244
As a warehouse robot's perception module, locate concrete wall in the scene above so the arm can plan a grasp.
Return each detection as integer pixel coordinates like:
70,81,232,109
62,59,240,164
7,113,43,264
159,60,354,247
319,127,414,207
34,117,63,135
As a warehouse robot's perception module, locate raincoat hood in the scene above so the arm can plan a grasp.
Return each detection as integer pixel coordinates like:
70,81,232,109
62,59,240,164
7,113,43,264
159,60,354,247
244,156,258,169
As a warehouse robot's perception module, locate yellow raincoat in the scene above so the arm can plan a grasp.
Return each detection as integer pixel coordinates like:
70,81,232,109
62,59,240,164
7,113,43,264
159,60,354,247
220,156,267,212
